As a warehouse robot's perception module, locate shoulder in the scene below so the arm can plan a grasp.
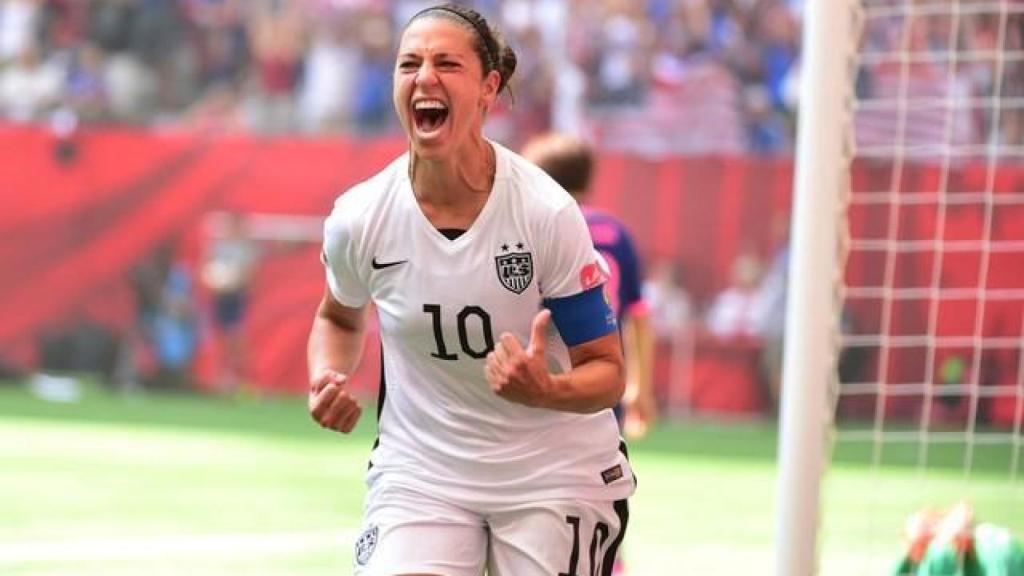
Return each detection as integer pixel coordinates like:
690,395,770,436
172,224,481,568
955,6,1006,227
326,154,407,233
494,141,577,216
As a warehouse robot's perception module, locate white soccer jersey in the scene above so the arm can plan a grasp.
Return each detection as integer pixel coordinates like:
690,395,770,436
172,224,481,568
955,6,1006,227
322,141,635,505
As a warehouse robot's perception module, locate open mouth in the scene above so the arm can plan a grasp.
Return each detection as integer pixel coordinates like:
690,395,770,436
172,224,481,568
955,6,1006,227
413,99,449,133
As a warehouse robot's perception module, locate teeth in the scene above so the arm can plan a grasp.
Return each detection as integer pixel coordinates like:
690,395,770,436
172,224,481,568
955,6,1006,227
414,100,447,111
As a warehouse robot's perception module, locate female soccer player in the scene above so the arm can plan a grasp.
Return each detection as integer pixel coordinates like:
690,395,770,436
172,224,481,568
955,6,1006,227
307,4,634,575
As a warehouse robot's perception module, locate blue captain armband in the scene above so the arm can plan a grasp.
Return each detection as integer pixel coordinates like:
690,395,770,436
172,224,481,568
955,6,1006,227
544,286,618,347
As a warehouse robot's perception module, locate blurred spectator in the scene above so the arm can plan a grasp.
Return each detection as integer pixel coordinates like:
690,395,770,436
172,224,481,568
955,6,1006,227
643,258,695,410
87,0,157,121
41,1,90,54
64,42,109,121
132,0,189,114
584,0,651,108
181,79,246,131
753,1,797,112
743,84,788,154
706,251,764,339
0,0,41,64
118,244,174,391
88,0,135,54
151,260,198,390
644,258,693,343
246,0,306,133
186,0,247,85
297,11,360,133
0,42,63,122
200,211,259,393
487,23,553,148
751,214,789,409
352,11,395,134
116,243,199,392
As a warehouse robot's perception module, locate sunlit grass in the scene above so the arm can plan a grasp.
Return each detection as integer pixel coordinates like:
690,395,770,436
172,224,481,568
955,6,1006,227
0,379,1020,575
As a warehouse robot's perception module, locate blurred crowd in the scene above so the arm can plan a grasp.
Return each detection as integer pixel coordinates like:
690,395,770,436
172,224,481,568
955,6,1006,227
855,0,1024,157
1,0,794,155
2,0,1021,156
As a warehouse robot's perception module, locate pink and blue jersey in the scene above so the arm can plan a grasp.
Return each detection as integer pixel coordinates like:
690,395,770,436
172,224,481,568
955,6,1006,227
582,207,647,323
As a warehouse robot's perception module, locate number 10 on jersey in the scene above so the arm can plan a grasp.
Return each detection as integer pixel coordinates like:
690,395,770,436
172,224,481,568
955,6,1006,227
423,304,496,360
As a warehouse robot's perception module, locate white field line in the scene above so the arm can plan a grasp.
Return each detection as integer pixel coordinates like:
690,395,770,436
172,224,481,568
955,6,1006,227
0,530,357,564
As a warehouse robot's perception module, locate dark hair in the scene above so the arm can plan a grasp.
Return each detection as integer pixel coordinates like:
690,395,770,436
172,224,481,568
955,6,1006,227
521,133,594,195
407,3,518,94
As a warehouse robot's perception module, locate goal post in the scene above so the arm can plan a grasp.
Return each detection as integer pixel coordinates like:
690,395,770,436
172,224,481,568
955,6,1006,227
775,1,859,574
778,0,1024,574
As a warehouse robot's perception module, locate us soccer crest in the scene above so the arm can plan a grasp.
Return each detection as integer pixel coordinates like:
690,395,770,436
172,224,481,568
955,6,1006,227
354,525,378,566
495,243,533,294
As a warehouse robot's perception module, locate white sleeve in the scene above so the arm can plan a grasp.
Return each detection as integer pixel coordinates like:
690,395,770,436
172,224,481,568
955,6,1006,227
321,198,370,308
538,204,606,300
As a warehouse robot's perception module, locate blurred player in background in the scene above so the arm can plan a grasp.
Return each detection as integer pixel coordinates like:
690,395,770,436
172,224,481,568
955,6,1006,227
201,211,259,393
308,4,634,575
894,502,1024,575
522,132,657,440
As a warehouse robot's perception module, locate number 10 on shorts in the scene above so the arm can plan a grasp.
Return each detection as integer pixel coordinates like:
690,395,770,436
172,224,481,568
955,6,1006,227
560,515,612,576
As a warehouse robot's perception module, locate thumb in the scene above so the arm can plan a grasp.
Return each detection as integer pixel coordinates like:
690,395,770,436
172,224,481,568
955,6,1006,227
527,309,551,356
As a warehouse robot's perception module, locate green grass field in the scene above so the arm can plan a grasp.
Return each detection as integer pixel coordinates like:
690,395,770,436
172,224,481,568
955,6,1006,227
1,379,1021,575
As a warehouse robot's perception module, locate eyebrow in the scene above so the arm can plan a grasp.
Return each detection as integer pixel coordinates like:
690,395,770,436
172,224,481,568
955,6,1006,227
397,52,466,60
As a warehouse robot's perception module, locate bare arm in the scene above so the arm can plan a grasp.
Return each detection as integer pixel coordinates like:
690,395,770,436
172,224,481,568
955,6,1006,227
621,310,657,436
307,287,368,433
308,286,367,379
485,310,625,414
550,330,626,412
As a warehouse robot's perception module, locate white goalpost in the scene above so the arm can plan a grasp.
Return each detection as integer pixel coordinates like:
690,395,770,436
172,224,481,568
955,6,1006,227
777,0,1024,574
775,1,858,574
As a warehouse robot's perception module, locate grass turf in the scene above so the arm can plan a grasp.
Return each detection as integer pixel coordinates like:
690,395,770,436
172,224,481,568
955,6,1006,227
0,379,1020,575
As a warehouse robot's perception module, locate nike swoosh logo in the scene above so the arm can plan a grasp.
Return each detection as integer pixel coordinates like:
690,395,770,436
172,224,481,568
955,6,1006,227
371,257,408,270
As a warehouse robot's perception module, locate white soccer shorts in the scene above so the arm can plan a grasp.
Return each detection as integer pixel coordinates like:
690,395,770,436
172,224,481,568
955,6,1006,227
352,481,629,576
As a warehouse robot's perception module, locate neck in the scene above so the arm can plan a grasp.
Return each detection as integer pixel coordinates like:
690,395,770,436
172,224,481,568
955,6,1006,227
410,137,495,206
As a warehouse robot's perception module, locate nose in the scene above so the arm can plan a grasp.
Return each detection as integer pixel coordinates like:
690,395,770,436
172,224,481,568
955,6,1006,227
414,62,439,87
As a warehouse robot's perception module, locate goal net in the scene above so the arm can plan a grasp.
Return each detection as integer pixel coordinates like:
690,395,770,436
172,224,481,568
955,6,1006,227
778,1,1024,574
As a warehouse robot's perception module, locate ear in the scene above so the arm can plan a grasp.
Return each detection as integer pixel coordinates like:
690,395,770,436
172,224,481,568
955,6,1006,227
480,69,501,110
